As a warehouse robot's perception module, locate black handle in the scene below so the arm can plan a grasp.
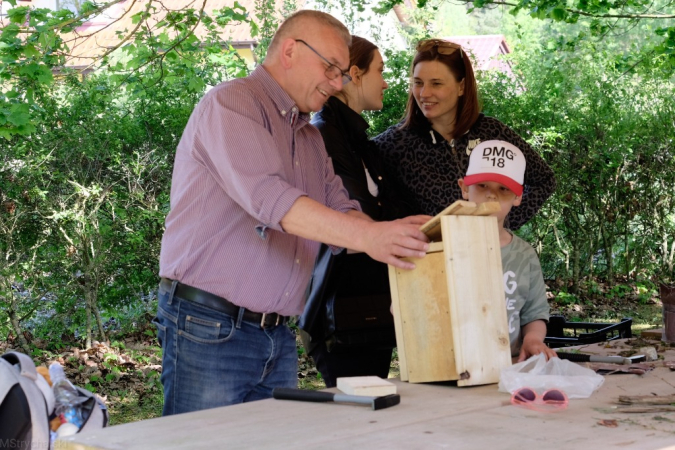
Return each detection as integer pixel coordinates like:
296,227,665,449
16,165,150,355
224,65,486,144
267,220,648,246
273,388,336,403
556,352,591,362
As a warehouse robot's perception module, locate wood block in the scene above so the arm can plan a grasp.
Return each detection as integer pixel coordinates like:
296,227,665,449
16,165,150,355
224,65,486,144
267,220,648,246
336,376,397,396
419,200,476,241
641,328,663,340
441,215,511,386
389,248,457,383
471,202,501,217
419,200,500,241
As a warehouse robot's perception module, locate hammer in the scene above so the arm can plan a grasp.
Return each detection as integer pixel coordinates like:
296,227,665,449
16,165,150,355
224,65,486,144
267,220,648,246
272,387,400,411
556,352,646,365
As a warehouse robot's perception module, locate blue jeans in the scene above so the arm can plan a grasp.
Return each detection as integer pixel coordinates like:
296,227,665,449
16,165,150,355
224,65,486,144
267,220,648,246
153,281,298,416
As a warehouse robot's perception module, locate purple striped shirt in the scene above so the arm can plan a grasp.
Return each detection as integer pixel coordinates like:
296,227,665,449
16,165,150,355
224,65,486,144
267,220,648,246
159,66,360,316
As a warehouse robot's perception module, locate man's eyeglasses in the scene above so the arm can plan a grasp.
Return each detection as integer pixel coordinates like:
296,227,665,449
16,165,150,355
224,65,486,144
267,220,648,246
295,39,352,85
416,39,463,58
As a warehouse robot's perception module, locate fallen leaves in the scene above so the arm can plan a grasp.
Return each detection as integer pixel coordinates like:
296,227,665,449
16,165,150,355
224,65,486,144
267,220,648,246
598,419,618,428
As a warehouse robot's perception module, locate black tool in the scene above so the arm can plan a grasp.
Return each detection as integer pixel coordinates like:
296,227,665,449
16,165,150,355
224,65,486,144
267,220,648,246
556,352,645,365
272,388,400,411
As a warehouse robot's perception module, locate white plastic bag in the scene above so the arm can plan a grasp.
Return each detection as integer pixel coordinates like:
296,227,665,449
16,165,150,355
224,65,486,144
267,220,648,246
498,354,605,399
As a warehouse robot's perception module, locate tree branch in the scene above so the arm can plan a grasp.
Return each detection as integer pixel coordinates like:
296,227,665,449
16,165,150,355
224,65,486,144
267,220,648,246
471,0,675,19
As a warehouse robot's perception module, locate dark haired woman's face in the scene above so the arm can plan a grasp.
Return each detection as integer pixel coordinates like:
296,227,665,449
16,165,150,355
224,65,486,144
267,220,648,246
358,50,388,112
412,60,465,126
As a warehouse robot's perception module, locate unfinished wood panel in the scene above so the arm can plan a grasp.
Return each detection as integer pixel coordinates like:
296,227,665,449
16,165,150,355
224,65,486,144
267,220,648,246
471,202,501,217
388,242,442,381
441,215,511,386
389,247,458,383
388,264,408,381
57,343,675,450
420,201,500,241
419,200,476,240
336,376,396,396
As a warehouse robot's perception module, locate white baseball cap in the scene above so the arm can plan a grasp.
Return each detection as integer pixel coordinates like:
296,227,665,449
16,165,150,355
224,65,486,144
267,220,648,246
463,140,525,196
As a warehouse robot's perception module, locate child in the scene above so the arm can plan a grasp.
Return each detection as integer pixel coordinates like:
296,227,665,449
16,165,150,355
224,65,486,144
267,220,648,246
458,140,557,362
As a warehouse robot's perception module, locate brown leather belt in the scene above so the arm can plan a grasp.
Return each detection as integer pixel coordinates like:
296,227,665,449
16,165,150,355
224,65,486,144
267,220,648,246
159,278,288,328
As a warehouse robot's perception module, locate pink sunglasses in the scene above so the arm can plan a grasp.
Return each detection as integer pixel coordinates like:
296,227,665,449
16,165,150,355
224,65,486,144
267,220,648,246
511,387,569,412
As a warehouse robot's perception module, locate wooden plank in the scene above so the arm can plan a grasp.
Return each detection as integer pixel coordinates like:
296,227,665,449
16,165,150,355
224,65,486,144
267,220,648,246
57,353,675,450
419,200,476,241
388,264,408,381
640,328,663,340
441,215,511,386
336,376,397,396
419,201,500,241
470,201,501,216
389,248,458,383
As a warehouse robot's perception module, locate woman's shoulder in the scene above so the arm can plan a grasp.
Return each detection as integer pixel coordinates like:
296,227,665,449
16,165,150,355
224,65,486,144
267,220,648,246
471,115,529,146
373,123,423,147
472,114,511,134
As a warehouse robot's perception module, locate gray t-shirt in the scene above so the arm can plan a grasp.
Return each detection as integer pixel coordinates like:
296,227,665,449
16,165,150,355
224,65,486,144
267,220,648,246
502,233,550,356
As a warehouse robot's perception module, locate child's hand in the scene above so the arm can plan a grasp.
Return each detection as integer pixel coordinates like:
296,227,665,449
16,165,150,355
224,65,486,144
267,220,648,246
518,320,557,362
518,336,557,362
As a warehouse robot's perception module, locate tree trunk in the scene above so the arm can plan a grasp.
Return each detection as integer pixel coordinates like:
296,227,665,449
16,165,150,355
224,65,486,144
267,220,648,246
571,240,580,294
84,281,93,349
7,298,31,353
601,225,614,283
93,301,108,344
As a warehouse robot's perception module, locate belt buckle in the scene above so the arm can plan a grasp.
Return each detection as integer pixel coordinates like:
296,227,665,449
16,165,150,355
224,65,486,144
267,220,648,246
260,313,282,328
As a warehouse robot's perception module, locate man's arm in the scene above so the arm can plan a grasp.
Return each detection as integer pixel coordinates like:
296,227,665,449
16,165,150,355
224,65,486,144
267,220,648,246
280,196,429,270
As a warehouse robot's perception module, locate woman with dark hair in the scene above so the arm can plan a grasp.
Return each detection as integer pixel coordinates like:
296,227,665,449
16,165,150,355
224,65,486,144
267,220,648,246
299,36,427,388
374,39,555,227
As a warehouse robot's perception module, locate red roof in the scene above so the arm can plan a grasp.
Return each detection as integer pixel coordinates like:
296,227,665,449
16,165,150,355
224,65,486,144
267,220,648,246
444,34,514,77
60,0,291,68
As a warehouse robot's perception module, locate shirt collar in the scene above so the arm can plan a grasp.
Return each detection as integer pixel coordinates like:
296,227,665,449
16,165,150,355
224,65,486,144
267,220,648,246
250,66,311,128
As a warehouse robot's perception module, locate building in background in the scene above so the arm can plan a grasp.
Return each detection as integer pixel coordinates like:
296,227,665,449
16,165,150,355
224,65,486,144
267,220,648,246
445,34,515,79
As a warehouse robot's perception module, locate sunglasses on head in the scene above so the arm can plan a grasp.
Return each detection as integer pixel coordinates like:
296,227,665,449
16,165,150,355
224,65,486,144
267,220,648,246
416,39,463,58
511,387,569,412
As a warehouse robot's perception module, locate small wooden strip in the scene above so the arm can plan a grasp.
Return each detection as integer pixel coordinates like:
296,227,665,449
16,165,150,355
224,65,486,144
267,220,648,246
419,201,476,239
471,202,501,216
618,394,675,405
640,328,663,339
616,406,675,413
419,201,501,241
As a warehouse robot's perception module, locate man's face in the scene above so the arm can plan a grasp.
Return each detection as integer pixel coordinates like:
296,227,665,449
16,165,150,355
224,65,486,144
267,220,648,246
291,30,349,113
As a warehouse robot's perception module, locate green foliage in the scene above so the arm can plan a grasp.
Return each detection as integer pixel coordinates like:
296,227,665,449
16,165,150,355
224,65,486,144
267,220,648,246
555,291,580,305
0,1,263,346
479,35,675,288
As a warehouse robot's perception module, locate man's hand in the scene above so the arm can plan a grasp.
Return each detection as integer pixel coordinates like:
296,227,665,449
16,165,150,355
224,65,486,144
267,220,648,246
280,197,430,269
360,220,430,270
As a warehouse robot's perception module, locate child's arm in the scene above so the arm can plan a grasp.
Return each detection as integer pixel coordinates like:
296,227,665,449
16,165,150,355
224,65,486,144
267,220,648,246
518,319,558,362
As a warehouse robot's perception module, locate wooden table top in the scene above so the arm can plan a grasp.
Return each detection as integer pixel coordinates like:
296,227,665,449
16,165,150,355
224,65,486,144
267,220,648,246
58,339,675,450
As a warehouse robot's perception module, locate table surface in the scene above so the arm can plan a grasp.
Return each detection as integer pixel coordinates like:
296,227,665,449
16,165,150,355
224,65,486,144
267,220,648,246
58,339,675,450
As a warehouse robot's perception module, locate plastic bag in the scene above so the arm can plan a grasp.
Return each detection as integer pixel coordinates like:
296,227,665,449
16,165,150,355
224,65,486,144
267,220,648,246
498,354,604,399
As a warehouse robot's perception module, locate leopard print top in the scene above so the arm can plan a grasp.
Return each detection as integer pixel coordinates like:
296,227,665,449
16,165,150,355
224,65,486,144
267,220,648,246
372,114,556,230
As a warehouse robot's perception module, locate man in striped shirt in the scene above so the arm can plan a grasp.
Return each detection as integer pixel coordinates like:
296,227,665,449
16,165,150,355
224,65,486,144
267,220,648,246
155,10,430,415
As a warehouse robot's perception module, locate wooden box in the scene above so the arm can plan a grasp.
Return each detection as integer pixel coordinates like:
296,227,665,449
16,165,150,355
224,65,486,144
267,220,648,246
388,202,511,386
